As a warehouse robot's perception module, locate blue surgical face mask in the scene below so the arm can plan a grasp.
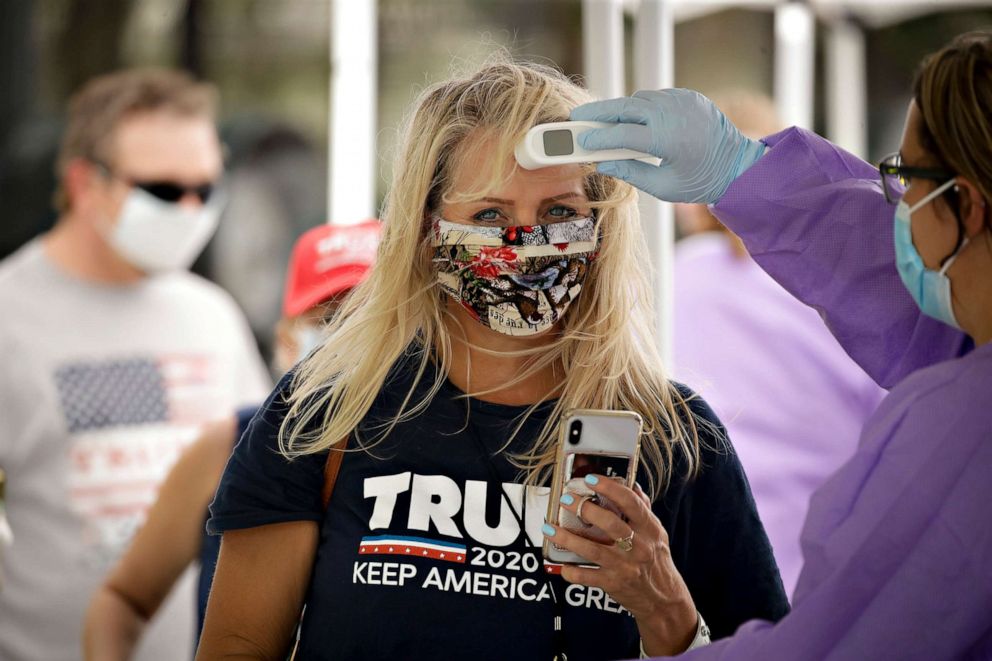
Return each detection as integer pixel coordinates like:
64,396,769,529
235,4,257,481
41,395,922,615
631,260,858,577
893,178,969,329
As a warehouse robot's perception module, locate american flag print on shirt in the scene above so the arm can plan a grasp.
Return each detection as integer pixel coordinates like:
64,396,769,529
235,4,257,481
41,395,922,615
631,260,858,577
56,359,169,432
54,354,228,569
359,535,467,563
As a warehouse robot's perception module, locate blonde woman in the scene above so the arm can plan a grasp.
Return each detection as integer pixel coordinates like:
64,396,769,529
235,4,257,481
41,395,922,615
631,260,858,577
198,57,787,660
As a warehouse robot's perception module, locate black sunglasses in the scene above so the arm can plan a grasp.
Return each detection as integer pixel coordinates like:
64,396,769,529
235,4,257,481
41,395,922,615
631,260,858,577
95,161,218,204
878,152,954,205
132,180,216,204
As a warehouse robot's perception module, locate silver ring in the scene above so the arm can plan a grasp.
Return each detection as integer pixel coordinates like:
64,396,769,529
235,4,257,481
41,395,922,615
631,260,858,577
615,531,634,552
575,495,596,522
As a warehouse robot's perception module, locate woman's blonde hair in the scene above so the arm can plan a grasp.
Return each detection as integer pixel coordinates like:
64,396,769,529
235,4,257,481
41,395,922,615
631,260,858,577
281,54,707,496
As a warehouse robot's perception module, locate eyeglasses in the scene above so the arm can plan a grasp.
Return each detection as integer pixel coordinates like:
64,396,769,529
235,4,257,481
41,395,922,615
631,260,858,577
95,161,218,204
878,152,954,205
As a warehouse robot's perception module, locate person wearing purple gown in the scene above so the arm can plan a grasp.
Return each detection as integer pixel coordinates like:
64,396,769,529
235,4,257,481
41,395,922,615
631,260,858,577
568,30,992,659
672,92,886,597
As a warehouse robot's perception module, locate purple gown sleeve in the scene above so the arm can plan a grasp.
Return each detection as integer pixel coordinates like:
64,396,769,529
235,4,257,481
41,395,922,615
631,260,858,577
709,127,970,389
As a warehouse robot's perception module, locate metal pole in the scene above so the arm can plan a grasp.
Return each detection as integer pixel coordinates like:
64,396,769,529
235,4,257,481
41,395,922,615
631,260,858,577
633,0,676,367
582,0,626,98
826,14,867,157
774,1,815,130
329,0,378,225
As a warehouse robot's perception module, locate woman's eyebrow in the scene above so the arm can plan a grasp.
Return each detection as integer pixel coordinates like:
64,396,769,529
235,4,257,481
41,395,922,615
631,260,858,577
471,192,584,206
541,192,583,204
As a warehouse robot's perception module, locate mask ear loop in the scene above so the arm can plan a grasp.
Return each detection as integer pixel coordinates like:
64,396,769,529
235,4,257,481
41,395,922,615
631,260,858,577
907,178,957,214
907,179,963,270
939,184,966,270
939,188,992,274
938,235,970,276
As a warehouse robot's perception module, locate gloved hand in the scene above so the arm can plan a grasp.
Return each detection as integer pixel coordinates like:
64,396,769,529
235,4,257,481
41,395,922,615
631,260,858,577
570,88,767,204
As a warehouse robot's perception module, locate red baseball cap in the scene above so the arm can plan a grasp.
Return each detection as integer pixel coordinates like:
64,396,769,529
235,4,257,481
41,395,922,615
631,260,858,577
282,220,382,317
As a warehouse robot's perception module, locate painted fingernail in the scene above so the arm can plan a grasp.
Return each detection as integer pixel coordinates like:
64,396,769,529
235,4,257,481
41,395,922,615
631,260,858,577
560,493,575,506
584,474,600,485
542,524,557,537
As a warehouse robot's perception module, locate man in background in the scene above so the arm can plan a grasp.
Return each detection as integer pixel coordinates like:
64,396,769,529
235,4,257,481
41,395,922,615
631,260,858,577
0,69,271,660
83,220,382,659
673,92,886,597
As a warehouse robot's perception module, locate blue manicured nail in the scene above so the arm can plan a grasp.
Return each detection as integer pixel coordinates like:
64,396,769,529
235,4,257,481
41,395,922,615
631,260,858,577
560,493,575,506
542,524,557,537
585,474,600,485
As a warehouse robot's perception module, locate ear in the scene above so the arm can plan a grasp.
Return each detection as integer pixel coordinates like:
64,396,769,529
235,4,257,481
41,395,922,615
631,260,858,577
63,158,104,213
955,176,989,238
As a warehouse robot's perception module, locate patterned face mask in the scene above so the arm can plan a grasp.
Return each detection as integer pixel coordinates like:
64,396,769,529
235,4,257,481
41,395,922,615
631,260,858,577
431,215,599,336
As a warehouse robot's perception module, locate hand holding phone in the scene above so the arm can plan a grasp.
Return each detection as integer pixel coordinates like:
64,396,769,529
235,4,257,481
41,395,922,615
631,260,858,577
543,409,642,565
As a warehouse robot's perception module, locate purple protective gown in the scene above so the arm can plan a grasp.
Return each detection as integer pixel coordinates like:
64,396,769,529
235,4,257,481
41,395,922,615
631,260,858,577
653,127,992,660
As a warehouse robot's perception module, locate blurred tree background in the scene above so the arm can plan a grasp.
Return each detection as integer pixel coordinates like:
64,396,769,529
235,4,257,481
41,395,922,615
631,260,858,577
1,0,989,353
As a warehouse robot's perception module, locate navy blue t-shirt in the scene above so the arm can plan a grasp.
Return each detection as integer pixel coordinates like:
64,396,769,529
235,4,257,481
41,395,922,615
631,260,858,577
208,352,787,660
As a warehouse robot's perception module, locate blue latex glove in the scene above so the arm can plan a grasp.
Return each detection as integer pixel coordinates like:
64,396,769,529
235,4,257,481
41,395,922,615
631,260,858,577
570,88,767,204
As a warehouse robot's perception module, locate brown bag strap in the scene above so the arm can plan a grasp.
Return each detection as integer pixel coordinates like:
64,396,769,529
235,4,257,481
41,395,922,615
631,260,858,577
288,438,347,659
320,437,347,510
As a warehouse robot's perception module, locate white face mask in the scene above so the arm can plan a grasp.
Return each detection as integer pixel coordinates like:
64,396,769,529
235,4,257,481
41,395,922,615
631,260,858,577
272,323,323,376
106,188,222,274
292,324,323,361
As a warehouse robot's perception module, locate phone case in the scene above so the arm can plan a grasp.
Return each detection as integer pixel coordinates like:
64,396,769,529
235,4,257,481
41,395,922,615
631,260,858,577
543,409,643,565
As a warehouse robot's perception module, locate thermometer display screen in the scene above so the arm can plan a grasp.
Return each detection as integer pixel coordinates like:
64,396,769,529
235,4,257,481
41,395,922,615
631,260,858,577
542,129,575,157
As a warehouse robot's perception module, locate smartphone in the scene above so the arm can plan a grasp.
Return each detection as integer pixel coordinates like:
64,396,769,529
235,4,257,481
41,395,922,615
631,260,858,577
543,409,643,565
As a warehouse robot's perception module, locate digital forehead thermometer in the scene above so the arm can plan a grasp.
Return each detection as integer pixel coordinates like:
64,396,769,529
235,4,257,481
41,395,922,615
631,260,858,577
514,121,659,170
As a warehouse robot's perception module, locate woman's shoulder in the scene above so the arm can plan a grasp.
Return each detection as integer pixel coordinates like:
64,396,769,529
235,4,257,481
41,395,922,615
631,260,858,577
651,380,747,508
669,381,719,423
667,380,730,459
277,342,430,400
255,345,432,441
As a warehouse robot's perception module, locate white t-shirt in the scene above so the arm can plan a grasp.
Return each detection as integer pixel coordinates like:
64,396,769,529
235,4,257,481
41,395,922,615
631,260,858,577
0,240,272,661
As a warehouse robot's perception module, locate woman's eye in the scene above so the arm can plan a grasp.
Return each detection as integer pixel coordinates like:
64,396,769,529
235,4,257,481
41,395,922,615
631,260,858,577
472,208,502,222
547,205,578,219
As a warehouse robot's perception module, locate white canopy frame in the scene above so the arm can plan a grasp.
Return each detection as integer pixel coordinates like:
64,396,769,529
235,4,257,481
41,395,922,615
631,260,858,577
582,0,990,364
328,0,377,226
